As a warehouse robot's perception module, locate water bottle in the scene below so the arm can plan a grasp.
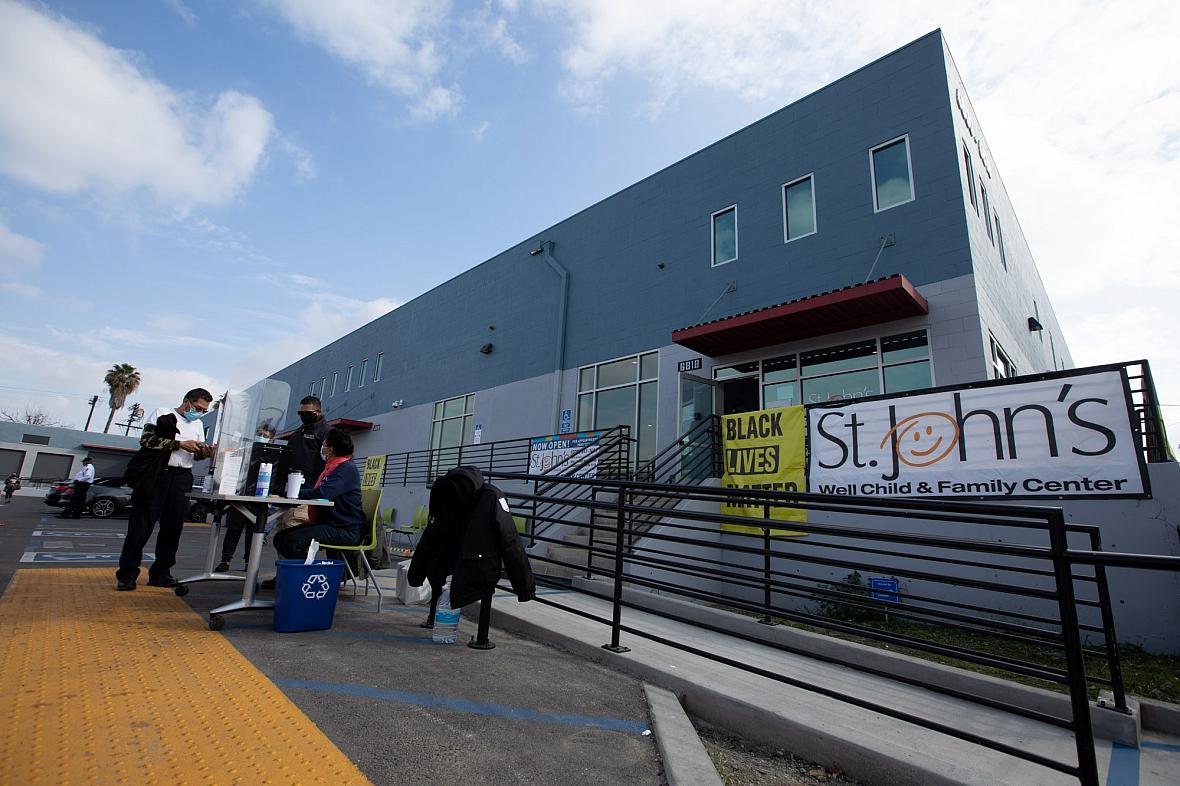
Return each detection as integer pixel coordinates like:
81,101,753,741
432,584,460,644
255,462,272,497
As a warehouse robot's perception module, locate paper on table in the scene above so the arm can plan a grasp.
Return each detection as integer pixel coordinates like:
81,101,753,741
218,453,243,495
304,539,318,565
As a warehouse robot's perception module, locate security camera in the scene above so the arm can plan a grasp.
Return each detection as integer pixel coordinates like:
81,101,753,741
391,400,403,409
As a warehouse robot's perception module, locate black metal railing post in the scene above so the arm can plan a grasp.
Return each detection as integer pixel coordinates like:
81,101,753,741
1088,530,1128,712
1047,509,1100,786
586,487,596,579
602,484,630,653
759,503,778,626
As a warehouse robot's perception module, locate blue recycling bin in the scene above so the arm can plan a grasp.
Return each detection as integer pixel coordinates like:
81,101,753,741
273,559,346,633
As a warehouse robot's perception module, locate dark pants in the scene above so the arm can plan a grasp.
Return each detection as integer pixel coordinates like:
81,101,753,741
66,481,90,517
219,508,252,566
273,524,360,560
117,467,191,583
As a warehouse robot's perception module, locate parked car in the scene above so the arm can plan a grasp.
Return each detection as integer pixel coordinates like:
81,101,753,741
44,477,210,521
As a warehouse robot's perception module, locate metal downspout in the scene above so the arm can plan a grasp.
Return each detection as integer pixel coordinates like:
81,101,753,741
540,241,569,433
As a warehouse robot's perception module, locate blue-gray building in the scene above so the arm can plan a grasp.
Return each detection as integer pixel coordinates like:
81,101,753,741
270,30,1071,466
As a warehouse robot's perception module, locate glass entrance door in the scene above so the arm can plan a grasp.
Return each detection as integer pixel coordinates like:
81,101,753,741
679,374,717,482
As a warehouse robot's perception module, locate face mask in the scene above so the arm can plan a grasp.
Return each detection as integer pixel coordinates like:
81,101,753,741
319,448,328,461
183,408,204,422
299,411,318,425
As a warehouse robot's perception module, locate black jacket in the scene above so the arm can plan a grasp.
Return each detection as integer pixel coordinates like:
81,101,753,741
288,416,330,479
408,466,535,609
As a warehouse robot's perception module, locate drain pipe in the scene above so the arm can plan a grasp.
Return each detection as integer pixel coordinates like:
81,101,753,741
533,241,568,433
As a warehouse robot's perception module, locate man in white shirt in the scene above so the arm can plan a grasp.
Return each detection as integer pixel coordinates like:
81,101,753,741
63,456,95,519
116,388,213,591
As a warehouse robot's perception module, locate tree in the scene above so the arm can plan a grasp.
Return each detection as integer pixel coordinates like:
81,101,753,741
0,406,64,427
102,363,141,433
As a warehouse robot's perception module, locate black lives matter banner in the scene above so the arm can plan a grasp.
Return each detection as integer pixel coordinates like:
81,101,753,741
807,369,1149,499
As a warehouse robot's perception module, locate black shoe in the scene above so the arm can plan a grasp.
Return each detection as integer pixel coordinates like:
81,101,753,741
147,576,178,588
214,562,230,573
116,580,136,591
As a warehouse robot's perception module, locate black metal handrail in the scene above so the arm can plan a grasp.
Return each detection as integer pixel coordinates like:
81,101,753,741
487,470,1174,786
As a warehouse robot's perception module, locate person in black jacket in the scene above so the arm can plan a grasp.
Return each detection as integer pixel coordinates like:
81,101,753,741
408,465,535,614
289,395,330,481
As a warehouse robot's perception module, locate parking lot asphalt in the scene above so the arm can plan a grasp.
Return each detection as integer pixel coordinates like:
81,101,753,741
0,497,663,785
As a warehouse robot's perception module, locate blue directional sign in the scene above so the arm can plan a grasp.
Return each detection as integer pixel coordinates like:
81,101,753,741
869,577,900,603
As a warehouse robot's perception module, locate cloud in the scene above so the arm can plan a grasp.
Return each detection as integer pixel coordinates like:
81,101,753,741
472,119,490,142
0,220,44,278
229,290,399,385
163,0,197,28
1,281,39,298
277,134,317,181
0,0,274,208
262,0,461,121
0,330,226,428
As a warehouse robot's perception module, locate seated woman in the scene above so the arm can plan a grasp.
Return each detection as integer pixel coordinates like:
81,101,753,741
273,427,364,559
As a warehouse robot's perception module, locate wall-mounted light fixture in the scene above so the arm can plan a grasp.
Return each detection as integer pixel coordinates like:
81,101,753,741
479,343,494,354
1027,316,1044,332
391,399,404,409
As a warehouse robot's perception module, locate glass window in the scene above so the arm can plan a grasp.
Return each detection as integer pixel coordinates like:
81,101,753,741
580,352,660,465
577,393,594,431
637,381,658,462
595,387,635,430
330,372,338,397
711,206,737,266
345,366,354,392
598,357,638,388
430,393,476,474
801,340,878,377
881,331,929,365
465,394,475,413
871,136,914,211
884,361,932,393
803,368,881,405
990,336,1016,379
640,352,658,381
980,181,994,244
320,377,326,397
762,355,797,384
783,175,816,241
373,353,384,381
995,213,1006,269
962,144,978,213
359,359,368,388
763,381,799,408
713,362,758,380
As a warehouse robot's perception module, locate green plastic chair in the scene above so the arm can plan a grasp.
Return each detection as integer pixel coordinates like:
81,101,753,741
320,488,384,611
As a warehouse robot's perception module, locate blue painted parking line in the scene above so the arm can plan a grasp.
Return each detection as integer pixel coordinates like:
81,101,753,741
1141,740,1180,752
274,678,650,734
1106,742,1139,786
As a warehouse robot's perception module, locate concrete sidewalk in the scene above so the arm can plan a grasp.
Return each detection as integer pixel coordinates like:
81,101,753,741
484,581,1180,786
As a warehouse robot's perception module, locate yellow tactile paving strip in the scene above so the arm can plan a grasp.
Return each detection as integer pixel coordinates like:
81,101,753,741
0,568,371,785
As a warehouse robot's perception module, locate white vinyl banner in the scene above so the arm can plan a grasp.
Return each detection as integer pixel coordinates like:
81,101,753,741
808,370,1148,499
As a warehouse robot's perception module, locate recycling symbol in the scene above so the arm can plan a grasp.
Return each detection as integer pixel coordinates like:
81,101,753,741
302,574,331,599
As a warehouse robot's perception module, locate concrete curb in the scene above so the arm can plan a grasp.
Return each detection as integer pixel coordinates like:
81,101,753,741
1140,698,1180,736
644,684,724,786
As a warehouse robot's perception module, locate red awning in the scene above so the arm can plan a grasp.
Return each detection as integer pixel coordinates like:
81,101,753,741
328,418,374,432
671,275,929,357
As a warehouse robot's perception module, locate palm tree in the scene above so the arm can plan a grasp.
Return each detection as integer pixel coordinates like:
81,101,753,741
102,363,141,433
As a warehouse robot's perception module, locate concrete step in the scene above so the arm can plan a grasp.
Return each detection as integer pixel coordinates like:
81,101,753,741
488,587,1131,786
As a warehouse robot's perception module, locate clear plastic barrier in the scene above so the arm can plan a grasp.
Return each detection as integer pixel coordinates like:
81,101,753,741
208,379,291,495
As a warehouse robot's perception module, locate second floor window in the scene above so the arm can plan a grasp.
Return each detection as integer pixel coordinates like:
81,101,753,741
711,205,737,266
782,175,816,242
870,135,914,211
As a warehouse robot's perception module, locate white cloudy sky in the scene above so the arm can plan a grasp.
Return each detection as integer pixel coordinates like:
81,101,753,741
0,0,1177,439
